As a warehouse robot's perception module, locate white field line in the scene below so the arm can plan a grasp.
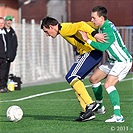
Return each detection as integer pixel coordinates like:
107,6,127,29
0,77,132,103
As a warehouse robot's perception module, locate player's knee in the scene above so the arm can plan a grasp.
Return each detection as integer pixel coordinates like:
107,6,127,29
65,73,77,84
89,75,97,84
65,73,72,83
104,82,110,89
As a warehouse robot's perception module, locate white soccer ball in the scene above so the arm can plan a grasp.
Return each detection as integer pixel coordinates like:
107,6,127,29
6,105,23,122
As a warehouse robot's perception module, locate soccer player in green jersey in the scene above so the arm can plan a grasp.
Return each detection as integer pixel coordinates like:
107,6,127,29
41,17,106,122
79,6,132,123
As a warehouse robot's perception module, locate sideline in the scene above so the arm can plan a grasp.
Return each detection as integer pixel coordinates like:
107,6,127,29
0,77,132,103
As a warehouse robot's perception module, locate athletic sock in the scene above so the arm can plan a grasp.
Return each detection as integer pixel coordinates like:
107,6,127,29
106,86,121,116
92,82,103,108
70,78,93,111
74,91,86,112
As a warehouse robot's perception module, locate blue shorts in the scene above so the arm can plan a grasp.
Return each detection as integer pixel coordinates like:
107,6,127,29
65,50,102,83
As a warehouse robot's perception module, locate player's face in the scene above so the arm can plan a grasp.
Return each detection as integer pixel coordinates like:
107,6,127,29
42,26,58,38
91,12,103,27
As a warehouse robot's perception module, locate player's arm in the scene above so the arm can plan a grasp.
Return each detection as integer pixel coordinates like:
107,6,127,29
79,30,115,52
94,33,107,42
87,38,111,52
60,22,97,37
77,21,98,36
78,21,106,42
63,36,76,45
63,35,94,51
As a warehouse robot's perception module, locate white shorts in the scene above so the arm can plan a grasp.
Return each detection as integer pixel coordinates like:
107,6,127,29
99,62,132,81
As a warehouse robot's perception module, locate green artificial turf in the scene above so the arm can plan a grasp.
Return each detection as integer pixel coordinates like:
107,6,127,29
0,73,133,133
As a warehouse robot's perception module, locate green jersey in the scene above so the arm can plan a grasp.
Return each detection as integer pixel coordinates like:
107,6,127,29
89,20,132,63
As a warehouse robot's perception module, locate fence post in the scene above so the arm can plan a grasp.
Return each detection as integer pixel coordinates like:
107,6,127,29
31,19,36,80
22,19,26,82
40,26,45,78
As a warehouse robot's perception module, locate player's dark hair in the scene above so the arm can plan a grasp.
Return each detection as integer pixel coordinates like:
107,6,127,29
41,16,59,29
92,6,108,20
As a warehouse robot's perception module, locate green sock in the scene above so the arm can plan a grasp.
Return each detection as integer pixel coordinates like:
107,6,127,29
106,86,121,116
92,82,103,108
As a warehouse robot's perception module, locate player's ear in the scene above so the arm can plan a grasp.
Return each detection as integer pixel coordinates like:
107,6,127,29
49,25,52,29
100,16,105,21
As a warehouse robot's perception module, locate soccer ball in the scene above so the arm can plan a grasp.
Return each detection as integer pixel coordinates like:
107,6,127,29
6,105,23,122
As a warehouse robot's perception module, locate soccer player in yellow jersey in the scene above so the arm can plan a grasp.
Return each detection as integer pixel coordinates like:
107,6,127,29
41,16,105,122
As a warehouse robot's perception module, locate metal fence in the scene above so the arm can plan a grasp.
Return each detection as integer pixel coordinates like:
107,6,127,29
10,20,133,84
118,26,133,72
10,19,75,84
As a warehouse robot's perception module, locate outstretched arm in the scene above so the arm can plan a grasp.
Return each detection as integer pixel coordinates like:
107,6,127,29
79,30,112,52
79,30,107,43
94,33,108,42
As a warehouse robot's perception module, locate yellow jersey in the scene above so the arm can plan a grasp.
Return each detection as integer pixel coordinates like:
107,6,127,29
59,21,97,55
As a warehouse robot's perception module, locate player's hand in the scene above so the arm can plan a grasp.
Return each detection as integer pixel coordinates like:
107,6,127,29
78,30,88,41
94,33,108,42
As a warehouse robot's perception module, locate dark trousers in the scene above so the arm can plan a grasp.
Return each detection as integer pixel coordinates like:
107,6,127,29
65,50,103,83
5,61,11,83
0,58,7,89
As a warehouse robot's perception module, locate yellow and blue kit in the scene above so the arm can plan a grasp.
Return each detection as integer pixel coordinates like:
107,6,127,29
41,16,102,115
58,21,102,111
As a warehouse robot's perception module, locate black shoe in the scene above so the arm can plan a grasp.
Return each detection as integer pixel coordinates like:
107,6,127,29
0,88,9,93
74,102,99,122
74,111,96,122
86,102,100,112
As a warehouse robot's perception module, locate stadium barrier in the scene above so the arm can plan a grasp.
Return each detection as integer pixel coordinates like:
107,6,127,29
10,19,75,84
9,20,133,84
